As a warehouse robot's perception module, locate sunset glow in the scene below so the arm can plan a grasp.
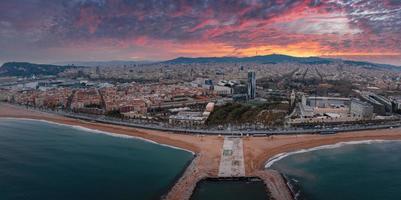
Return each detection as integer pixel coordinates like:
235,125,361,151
0,0,400,65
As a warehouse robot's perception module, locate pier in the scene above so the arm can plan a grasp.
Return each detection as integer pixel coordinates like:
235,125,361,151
165,136,293,200
163,155,207,200
218,137,245,177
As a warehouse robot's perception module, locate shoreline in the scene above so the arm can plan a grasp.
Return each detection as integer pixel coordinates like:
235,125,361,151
0,103,223,200
162,153,197,200
243,128,401,175
0,117,196,155
0,104,208,155
2,103,401,200
264,139,401,168
0,117,198,200
0,117,197,200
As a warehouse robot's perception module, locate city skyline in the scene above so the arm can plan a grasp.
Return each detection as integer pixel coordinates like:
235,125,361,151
1,0,401,65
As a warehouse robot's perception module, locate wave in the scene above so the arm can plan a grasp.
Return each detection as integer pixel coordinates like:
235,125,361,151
0,117,195,155
265,139,401,168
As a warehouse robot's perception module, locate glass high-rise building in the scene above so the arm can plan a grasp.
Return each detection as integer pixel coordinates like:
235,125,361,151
247,71,256,99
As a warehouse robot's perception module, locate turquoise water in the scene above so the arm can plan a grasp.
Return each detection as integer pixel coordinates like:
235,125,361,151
0,119,193,200
190,179,269,200
270,141,401,200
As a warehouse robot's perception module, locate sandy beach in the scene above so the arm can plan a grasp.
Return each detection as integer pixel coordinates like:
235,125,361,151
243,128,401,174
1,103,401,200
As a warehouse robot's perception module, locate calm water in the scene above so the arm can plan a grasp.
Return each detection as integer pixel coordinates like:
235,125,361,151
0,119,194,200
270,141,401,200
190,179,269,200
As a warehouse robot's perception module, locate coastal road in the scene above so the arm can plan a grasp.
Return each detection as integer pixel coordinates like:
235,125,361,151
8,103,401,136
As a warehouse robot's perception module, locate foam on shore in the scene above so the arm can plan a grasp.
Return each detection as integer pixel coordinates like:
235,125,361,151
0,117,195,155
265,139,401,168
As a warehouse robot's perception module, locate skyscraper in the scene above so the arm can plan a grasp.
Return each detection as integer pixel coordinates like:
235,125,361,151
247,71,256,99
290,90,296,106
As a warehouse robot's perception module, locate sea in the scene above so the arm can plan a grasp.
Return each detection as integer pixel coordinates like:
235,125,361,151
0,118,194,200
268,140,401,200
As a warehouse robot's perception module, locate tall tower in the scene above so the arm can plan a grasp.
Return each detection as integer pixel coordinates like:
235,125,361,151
301,95,307,106
290,90,296,106
247,71,256,99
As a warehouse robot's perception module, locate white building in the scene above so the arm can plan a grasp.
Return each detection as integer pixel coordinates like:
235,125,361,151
214,85,232,96
350,99,374,119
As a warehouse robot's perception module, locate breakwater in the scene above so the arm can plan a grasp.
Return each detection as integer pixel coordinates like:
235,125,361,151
190,177,270,200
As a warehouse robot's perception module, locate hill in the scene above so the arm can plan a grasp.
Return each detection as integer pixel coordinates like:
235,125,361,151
164,54,401,72
54,60,154,67
165,54,333,64
0,62,78,77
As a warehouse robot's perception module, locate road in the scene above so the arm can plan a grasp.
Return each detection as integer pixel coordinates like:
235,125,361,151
14,104,401,136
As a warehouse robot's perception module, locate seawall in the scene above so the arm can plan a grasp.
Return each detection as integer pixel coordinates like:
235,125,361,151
164,155,208,200
253,170,294,200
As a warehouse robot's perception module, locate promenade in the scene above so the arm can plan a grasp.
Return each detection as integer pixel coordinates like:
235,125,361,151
16,104,401,136
218,137,245,177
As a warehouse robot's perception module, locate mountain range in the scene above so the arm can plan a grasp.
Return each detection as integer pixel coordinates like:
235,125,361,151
53,60,153,67
164,54,401,72
1,54,400,77
0,62,78,77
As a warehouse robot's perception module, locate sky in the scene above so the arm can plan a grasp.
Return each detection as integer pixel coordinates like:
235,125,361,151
0,0,400,65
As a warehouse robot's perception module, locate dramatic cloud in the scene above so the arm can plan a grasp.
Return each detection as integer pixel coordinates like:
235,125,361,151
0,0,400,64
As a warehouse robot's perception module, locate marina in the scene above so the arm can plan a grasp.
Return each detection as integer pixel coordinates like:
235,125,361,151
190,177,269,200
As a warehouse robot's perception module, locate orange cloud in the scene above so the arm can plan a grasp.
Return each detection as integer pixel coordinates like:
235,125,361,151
168,41,325,58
